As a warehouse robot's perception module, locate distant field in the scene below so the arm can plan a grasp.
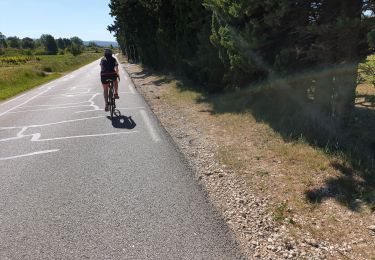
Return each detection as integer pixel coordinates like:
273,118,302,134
0,52,102,100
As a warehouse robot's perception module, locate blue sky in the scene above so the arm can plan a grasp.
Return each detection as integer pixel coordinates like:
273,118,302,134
0,0,116,41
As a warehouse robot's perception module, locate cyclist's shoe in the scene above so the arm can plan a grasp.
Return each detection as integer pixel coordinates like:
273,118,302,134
114,94,119,99
105,104,109,112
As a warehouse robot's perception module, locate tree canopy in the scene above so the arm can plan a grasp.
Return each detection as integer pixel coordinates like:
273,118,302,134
21,37,35,49
40,34,58,55
109,0,375,125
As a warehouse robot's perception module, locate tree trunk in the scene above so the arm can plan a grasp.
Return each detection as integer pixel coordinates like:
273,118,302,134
315,70,334,117
333,0,362,127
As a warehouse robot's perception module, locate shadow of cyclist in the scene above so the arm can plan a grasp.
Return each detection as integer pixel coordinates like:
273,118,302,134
108,112,136,129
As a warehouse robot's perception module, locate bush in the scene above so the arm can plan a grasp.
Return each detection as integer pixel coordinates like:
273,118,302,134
69,43,82,56
42,66,53,72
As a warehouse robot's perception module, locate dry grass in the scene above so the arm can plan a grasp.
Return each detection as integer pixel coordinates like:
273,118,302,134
160,79,375,259
122,52,375,257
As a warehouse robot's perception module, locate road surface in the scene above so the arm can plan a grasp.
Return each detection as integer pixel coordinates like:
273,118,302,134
0,59,243,259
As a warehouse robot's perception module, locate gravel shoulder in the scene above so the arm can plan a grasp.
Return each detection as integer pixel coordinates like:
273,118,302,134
120,58,375,260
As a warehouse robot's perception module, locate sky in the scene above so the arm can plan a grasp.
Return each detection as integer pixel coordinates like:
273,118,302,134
0,0,116,42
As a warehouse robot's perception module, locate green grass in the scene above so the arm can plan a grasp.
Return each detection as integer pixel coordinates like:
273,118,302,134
0,52,102,100
273,202,289,221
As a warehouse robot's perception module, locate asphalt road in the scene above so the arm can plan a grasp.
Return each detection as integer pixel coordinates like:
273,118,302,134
0,59,243,259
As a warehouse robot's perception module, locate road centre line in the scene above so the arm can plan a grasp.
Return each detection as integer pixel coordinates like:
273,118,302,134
0,150,59,161
140,109,161,143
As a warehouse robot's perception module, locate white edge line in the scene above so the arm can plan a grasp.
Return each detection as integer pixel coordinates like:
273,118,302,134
0,86,54,118
0,149,59,161
128,84,136,94
1,94,27,106
140,109,161,143
118,62,136,94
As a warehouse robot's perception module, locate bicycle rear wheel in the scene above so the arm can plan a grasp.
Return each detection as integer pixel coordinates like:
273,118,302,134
110,96,115,119
108,84,115,120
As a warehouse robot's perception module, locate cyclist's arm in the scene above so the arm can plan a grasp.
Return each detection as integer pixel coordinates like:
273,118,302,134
114,59,120,80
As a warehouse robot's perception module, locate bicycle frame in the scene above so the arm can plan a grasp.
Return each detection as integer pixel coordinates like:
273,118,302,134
106,79,116,120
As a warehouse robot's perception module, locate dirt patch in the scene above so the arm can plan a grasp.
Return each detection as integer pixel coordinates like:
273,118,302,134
120,57,375,259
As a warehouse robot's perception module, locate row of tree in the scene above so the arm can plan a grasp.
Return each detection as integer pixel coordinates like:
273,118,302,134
108,0,375,127
0,33,84,55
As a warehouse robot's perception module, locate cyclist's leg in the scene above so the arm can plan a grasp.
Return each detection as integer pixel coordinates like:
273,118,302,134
102,83,109,107
113,79,120,99
114,80,119,96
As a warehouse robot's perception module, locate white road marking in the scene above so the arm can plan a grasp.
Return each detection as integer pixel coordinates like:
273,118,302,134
88,93,100,111
0,116,106,142
128,84,136,94
1,116,106,131
118,91,135,94
0,149,59,161
0,116,139,143
75,110,101,114
8,105,93,114
21,101,91,108
114,106,145,110
140,109,161,143
118,63,135,94
62,75,74,81
0,85,55,118
40,93,100,98
1,94,27,106
34,131,138,142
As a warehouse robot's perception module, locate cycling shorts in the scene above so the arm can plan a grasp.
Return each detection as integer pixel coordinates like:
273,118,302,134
101,72,118,84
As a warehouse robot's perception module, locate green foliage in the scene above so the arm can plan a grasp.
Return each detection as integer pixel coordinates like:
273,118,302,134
56,38,66,49
0,52,102,100
88,41,98,47
368,29,375,49
108,0,375,124
108,0,223,89
21,37,35,49
358,54,375,86
273,202,289,221
40,34,58,55
69,43,82,56
70,36,83,46
0,32,7,48
7,36,21,48
0,55,32,66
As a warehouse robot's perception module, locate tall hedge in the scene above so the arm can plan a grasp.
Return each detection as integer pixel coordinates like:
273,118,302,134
109,0,375,125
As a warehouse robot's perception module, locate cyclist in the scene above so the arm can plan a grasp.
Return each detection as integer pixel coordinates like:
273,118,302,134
100,48,119,111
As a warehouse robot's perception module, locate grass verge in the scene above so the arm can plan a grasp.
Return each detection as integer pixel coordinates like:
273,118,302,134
0,52,101,100
157,75,375,258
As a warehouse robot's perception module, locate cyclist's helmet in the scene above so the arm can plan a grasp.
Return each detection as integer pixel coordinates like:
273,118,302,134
104,48,113,55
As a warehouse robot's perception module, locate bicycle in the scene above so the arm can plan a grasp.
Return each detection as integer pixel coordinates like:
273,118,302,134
106,77,118,120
